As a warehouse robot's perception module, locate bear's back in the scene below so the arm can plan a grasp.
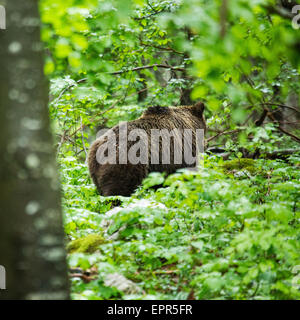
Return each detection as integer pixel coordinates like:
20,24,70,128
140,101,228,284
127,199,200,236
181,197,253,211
88,103,206,196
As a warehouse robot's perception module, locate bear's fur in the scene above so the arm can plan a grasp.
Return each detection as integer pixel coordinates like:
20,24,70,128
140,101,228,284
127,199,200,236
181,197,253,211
88,102,206,196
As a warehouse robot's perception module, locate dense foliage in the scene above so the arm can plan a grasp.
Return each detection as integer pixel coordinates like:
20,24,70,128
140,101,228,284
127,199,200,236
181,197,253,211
40,0,300,299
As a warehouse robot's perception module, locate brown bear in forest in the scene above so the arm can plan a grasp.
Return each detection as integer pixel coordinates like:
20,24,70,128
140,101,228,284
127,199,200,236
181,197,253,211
88,102,206,196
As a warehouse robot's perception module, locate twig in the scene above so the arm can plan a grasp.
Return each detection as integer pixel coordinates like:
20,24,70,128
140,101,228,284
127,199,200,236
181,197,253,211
57,130,67,155
80,117,88,164
220,0,228,38
110,64,185,75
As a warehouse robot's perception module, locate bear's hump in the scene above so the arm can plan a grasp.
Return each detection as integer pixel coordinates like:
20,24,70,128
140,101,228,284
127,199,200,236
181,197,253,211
143,106,170,117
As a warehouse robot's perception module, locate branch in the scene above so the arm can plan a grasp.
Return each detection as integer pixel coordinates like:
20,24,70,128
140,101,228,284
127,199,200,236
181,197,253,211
132,5,165,21
267,108,300,143
220,0,228,38
140,41,184,55
265,5,294,19
255,109,268,126
207,129,242,143
132,10,164,20
276,125,300,143
147,0,158,13
54,78,87,102
110,64,185,75
261,102,300,115
67,86,154,140
80,117,88,164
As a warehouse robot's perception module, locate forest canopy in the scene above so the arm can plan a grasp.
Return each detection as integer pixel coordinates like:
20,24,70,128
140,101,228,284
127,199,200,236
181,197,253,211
38,0,300,299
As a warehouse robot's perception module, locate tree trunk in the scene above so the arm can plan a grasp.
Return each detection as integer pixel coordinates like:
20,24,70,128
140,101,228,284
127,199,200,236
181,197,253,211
0,0,69,299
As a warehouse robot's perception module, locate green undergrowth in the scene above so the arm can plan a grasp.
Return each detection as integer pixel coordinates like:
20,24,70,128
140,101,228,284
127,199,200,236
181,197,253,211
59,155,300,300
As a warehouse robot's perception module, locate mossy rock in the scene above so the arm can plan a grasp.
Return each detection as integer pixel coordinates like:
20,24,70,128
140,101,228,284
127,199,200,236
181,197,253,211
222,158,256,174
67,234,105,254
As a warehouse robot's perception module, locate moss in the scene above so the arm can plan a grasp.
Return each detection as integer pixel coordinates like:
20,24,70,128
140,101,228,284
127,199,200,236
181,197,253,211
222,158,256,174
67,234,104,254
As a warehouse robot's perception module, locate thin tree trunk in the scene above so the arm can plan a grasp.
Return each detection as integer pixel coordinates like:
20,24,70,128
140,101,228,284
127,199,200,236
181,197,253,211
0,0,69,299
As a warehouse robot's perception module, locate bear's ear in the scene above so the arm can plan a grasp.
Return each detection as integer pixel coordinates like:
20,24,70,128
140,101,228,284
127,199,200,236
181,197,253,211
190,102,205,117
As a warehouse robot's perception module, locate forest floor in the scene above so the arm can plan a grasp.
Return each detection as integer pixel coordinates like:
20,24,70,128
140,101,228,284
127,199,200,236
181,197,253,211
60,155,300,300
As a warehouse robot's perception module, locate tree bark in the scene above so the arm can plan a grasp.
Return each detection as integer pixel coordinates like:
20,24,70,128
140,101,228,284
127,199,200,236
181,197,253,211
0,0,69,299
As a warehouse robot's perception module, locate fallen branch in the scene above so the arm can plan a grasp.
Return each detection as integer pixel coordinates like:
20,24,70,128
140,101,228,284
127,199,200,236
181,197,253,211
207,147,300,160
264,148,300,159
69,273,95,283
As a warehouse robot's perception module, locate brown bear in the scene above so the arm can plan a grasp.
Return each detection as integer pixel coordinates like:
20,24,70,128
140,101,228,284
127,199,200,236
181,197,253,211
88,102,206,196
